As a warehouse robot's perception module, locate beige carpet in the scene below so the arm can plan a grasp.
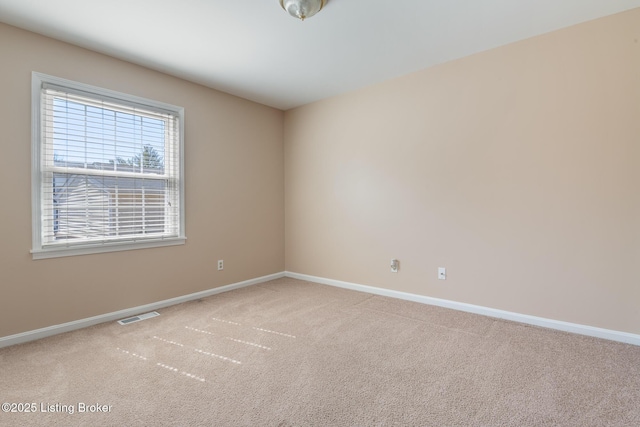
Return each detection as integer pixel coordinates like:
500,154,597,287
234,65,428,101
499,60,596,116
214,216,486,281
1,277,639,426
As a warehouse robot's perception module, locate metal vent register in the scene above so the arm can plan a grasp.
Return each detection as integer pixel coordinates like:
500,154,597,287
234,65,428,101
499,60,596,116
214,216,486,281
117,311,160,325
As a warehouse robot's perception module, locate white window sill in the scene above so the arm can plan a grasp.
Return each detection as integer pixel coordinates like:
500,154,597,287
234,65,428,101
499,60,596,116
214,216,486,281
31,237,186,260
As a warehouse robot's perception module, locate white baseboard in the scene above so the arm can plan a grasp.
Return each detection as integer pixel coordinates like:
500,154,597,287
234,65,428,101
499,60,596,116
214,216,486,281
0,272,285,349
285,271,640,347
4,270,638,348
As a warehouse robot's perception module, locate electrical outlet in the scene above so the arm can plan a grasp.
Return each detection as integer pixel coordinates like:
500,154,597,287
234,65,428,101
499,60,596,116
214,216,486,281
438,267,446,280
217,260,224,271
390,259,399,273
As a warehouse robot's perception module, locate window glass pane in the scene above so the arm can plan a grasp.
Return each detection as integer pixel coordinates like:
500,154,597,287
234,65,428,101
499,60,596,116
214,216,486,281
52,98,166,175
52,173,168,241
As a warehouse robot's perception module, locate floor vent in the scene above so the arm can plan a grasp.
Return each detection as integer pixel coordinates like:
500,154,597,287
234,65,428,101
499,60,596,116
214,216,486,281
117,311,160,325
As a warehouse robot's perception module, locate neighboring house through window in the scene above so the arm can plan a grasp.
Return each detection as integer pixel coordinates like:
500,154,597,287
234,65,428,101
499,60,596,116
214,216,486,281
31,72,185,259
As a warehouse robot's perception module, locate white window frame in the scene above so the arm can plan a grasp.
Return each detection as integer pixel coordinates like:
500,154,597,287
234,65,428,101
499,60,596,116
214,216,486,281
31,72,186,259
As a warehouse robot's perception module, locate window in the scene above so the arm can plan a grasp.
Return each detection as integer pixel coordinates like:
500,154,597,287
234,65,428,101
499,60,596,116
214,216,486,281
31,72,185,259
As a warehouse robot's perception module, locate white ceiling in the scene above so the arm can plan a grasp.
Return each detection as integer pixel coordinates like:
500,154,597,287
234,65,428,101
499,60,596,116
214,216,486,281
1,0,639,110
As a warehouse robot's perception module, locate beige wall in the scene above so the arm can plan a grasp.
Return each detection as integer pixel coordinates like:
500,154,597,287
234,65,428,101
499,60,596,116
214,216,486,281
285,9,640,334
0,23,284,337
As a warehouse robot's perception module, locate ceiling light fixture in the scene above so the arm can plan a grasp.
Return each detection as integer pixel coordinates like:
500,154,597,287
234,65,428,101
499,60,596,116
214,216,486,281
279,0,325,21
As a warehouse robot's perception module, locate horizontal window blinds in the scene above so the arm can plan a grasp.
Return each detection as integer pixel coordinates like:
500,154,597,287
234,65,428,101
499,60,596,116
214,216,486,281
39,86,181,247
